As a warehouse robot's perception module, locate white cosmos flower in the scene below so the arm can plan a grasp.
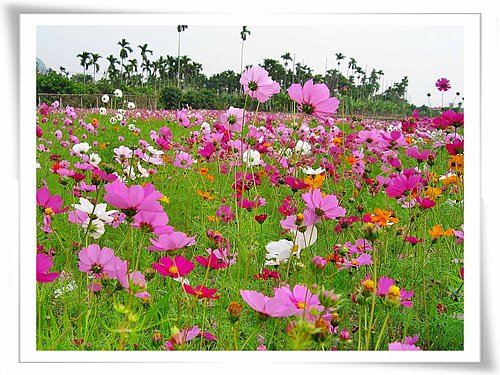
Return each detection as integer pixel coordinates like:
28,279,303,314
99,107,107,115
72,142,91,156
265,239,297,266
242,149,261,166
82,218,105,239
123,166,136,180
290,225,318,250
116,113,124,121
118,109,125,115
128,123,136,131
137,162,150,178
114,89,123,98
146,145,164,157
36,162,41,169
302,166,325,175
101,94,110,103
127,101,135,109
88,153,101,167
110,117,117,124
295,140,312,155
72,198,116,224
114,145,133,160
54,280,77,299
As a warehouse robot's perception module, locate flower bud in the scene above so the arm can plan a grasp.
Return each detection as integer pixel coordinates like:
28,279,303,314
339,328,351,341
227,301,242,323
312,256,328,270
318,289,340,309
152,330,163,343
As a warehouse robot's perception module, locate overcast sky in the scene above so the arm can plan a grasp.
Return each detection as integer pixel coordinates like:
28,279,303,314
37,25,464,106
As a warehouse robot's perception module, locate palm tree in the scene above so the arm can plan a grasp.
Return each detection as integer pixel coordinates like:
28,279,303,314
106,55,119,81
118,38,133,83
76,51,91,84
240,26,251,74
335,52,345,70
89,53,102,82
59,66,69,78
138,43,153,83
177,25,188,88
281,52,292,87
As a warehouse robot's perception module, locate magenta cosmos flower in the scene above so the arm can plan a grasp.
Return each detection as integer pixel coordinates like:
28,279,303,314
152,255,195,278
288,79,340,119
221,106,245,133
103,180,164,216
240,290,293,318
36,186,69,215
36,253,59,283
78,244,116,279
132,210,172,234
385,172,422,198
183,285,220,299
302,188,346,221
435,78,451,92
240,66,280,103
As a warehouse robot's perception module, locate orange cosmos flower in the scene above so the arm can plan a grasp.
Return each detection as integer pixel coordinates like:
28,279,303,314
206,174,215,182
199,167,209,176
91,118,99,126
207,215,219,222
428,224,454,237
424,186,442,200
303,174,326,190
370,208,400,227
333,137,342,146
449,155,464,173
197,190,215,200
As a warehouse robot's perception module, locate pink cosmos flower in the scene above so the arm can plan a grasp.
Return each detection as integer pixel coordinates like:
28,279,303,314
221,106,245,133
435,78,451,92
36,253,59,283
287,79,340,119
341,253,373,269
302,188,346,221
147,231,196,251
132,210,172,234
152,255,195,278
78,244,116,279
172,152,194,168
389,335,421,350
377,276,413,308
36,186,69,215
216,204,235,223
240,290,294,318
103,180,164,215
273,284,323,317
240,66,280,103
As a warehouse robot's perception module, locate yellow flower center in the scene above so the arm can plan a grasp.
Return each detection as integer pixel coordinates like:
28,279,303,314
168,266,178,275
44,207,54,215
296,302,306,309
362,279,375,293
388,285,401,300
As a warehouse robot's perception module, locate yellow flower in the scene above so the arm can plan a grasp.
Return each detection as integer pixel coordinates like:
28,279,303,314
159,196,170,204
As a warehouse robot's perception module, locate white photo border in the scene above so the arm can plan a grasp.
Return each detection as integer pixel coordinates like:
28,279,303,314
20,12,481,363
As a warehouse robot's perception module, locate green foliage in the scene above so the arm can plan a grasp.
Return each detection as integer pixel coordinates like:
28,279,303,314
158,86,182,109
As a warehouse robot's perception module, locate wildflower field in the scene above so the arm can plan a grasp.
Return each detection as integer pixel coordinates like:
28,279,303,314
35,69,464,351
